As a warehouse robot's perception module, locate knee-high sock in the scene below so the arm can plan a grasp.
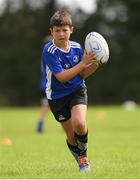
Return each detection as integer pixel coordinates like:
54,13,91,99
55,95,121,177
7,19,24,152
66,140,79,161
66,131,88,161
74,131,88,156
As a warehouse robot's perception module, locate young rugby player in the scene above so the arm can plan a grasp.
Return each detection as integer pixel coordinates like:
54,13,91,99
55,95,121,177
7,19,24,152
42,10,99,172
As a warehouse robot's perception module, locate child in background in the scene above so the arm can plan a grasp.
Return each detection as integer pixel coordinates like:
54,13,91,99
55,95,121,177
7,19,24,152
37,35,52,133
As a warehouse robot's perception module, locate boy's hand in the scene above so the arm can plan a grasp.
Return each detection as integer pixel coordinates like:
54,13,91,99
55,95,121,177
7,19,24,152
82,50,96,66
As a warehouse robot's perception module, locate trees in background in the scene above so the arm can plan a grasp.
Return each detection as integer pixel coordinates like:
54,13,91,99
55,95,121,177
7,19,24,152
0,0,140,105
0,0,55,105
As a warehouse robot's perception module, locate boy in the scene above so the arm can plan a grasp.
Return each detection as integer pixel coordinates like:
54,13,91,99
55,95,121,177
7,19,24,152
42,10,99,172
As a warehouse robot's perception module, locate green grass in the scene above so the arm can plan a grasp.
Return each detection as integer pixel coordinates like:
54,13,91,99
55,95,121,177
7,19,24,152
0,106,140,179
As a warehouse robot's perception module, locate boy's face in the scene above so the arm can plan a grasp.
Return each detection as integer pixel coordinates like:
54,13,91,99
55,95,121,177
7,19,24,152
50,25,73,44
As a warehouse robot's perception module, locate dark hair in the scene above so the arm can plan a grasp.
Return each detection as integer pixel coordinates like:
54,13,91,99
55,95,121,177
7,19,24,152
50,10,72,28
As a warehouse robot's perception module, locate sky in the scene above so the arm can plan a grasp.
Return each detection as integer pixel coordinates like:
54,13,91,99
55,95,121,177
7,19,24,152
0,0,96,14
0,0,4,12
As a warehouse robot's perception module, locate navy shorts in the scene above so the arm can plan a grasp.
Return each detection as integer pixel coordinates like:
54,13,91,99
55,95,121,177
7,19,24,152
48,87,88,122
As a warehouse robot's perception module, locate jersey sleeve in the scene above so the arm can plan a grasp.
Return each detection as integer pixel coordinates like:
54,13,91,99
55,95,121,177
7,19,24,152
42,48,63,75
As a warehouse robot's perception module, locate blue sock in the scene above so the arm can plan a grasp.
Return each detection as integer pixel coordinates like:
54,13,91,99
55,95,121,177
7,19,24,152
37,120,44,132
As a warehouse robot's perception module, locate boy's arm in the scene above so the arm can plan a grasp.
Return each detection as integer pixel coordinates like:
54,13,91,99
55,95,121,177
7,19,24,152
79,63,99,79
55,60,87,83
55,51,95,83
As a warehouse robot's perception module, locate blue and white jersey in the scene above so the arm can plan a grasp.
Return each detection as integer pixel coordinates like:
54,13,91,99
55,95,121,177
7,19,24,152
42,40,85,100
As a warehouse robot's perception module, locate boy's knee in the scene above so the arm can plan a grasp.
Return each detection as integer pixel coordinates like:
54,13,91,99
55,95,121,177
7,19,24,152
74,121,87,133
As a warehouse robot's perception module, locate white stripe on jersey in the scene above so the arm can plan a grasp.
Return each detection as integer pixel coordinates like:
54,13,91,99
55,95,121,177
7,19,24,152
48,44,54,52
48,44,57,54
70,41,81,48
49,46,56,53
45,65,52,99
52,47,57,54
70,41,80,45
70,45,81,49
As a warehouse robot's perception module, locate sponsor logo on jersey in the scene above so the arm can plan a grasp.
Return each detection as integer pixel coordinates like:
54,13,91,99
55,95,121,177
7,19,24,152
73,55,79,63
64,63,70,69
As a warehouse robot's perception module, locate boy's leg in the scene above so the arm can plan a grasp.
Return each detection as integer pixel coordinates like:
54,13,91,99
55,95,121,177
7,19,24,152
61,120,81,162
66,139,79,162
66,131,88,162
61,106,90,172
71,104,88,155
74,131,88,157
48,89,90,172
70,104,91,172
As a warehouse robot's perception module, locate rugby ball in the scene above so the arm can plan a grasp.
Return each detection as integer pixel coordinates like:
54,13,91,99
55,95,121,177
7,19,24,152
85,32,109,64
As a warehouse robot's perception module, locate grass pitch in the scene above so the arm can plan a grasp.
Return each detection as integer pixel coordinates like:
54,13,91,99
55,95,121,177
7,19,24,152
0,106,140,179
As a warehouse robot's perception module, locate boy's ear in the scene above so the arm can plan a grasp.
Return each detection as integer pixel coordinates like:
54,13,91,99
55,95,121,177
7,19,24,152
50,28,53,35
70,26,74,34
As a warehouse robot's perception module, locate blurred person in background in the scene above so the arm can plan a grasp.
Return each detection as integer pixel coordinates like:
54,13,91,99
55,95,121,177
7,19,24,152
37,35,52,133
